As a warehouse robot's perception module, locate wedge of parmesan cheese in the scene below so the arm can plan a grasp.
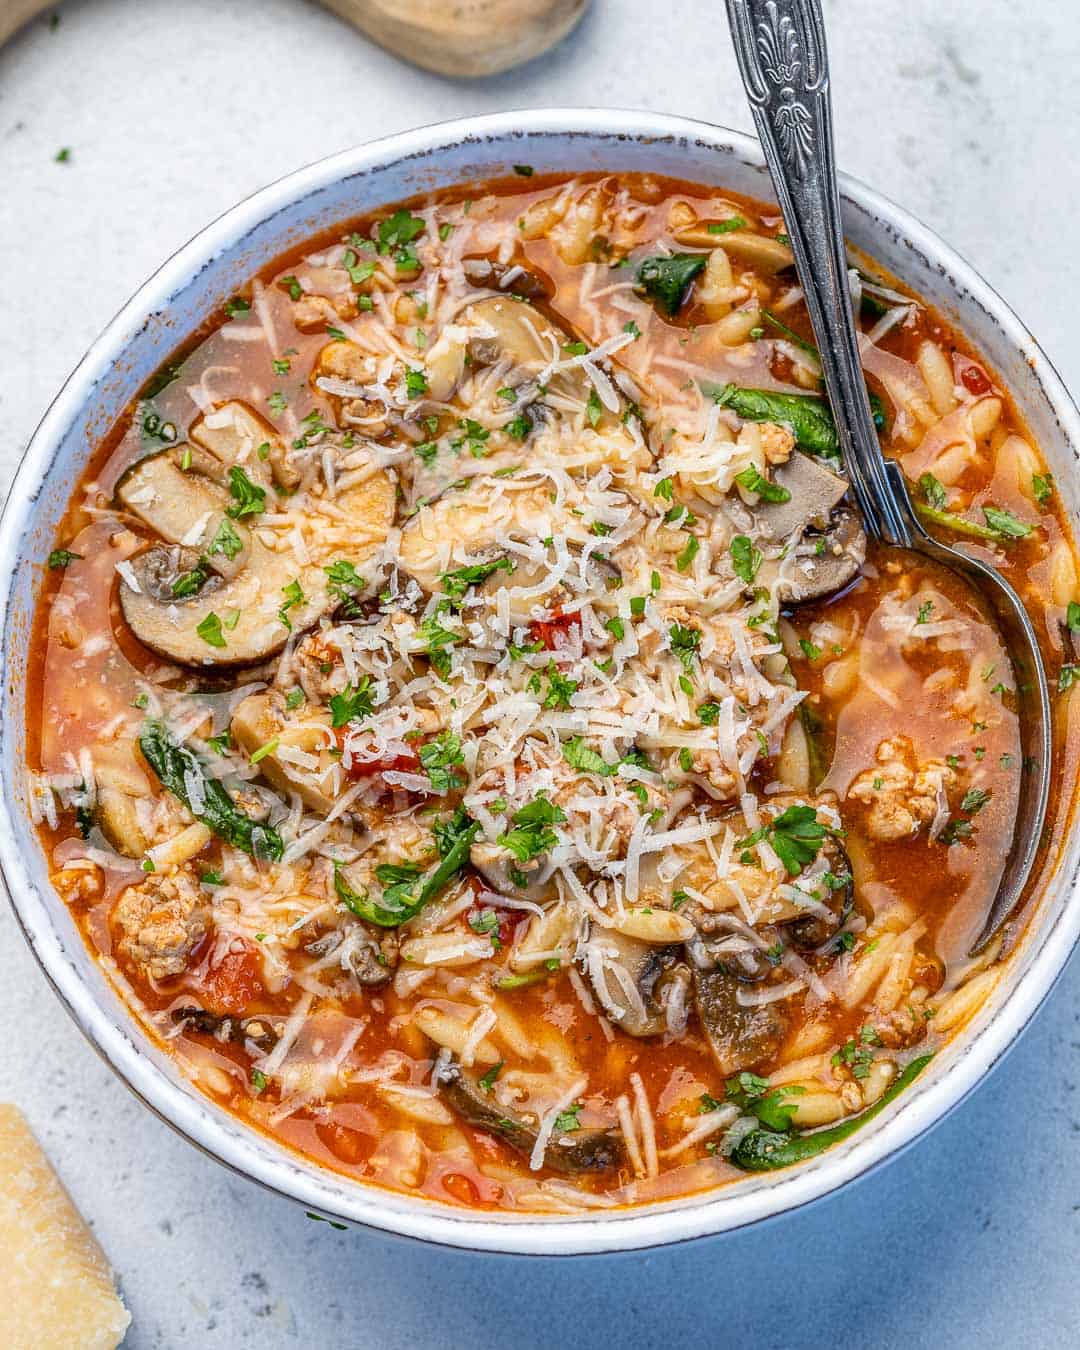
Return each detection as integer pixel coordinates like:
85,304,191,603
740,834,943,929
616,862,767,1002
0,1105,130,1349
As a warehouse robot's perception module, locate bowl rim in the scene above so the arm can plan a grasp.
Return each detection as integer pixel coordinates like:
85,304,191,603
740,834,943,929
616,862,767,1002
3,106,1079,1256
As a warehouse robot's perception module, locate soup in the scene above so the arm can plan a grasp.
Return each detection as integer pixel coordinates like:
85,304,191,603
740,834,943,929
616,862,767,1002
27,172,1078,1211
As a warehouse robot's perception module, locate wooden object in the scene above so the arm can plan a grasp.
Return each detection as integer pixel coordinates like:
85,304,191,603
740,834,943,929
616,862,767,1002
1,0,591,74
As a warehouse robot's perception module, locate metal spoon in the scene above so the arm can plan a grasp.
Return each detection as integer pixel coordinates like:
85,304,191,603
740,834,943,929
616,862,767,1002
724,0,1051,954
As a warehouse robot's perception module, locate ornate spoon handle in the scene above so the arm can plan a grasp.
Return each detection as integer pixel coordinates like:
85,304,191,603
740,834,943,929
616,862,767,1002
724,0,909,545
724,0,1051,954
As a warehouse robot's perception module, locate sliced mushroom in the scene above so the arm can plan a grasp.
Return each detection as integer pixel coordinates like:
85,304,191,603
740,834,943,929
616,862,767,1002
755,451,867,602
170,1005,278,1052
462,257,553,301
693,967,788,1077
117,450,251,581
470,838,556,902
583,929,688,1038
784,838,855,951
397,483,563,592
230,692,336,813
116,446,394,666
190,400,299,491
424,295,589,407
439,1058,624,1175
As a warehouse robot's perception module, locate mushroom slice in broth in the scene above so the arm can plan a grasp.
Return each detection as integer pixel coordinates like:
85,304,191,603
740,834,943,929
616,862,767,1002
116,431,395,665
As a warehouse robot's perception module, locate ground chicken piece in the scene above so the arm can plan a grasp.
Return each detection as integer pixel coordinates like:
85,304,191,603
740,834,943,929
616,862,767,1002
292,631,351,703
112,872,208,981
847,736,957,841
316,339,371,384
293,292,358,331
759,421,795,465
680,747,736,798
874,1006,928,1050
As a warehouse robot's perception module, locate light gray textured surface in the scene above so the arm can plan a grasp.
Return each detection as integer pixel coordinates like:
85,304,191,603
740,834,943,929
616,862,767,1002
1,2,1077,1346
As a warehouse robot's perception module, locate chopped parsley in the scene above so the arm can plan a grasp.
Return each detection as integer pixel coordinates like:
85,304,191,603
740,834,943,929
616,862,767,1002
478,1062,503,1092
226,466,266,519
669,623,701,671
196,612,226,648
553,1103,582,1133
918,472,947,510
983,505,1033,539
329,677,375,728
540,663,579,710
405,367,428,399
734,464,791,504
676,535,700,573
417,615,459,678
831,1025,881,1080
562,736,617,777
738,803,832,877
706,215,747,234
960,787,992,815
440,557,513,604
278,578,305,630
377,209,426,259
500,794,566,863
208,518,243,561
418,731,465,793
730,535,761,585
171,563,209,599
324,559,367,616
47,549,82,570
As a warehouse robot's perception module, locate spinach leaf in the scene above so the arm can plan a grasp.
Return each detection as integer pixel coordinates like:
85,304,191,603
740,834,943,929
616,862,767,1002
637,253,707,316
139,719,283,861
707,383,840,459
333,814,479,927
759,312,886,430
730,1054,933,1171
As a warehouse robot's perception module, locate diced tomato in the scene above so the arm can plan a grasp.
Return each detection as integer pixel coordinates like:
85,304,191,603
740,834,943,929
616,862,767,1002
202,941,263,1015
528,608,580,650
467,905,521,948
441,1172,481,1206
960,362,991,396
335,726,420,783
343,748,420,782
315,1120,374,1169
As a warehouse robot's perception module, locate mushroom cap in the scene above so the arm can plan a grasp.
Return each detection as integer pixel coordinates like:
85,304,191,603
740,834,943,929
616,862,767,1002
584,928,684,1038
693,967,788,1078
440,1058,624,1175
755,451,867,603
115,432,394,666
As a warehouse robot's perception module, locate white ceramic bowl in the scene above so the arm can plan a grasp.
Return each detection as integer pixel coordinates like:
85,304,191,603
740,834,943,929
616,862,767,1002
2,110,1078,1255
